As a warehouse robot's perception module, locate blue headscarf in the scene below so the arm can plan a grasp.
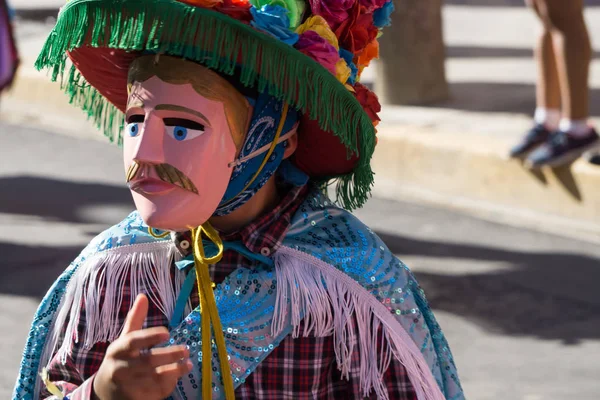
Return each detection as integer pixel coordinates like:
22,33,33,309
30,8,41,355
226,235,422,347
214,92,299,216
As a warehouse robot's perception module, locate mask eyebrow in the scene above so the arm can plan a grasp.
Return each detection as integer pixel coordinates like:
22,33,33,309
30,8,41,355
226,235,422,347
155,104,211,126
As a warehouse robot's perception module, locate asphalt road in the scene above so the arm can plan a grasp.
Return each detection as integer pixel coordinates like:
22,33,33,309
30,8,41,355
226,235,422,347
1,122,599,399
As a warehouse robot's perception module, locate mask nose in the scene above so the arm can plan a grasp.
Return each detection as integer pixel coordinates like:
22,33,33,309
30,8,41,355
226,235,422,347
132,114,165,165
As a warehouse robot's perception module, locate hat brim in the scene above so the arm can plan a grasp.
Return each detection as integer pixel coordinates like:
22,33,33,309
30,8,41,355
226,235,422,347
36,0,375,209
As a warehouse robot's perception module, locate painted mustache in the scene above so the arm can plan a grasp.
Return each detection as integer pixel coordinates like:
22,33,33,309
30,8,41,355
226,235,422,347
126,161,199,195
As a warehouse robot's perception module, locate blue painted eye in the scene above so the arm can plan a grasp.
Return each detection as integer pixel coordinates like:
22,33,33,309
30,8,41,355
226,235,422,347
166,125,204,142
173,126,188,141
126,122,141,137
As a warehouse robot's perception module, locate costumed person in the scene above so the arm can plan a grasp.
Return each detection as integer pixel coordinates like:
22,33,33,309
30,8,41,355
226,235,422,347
0,0,19,98
13,0,464,398
509,0,599,168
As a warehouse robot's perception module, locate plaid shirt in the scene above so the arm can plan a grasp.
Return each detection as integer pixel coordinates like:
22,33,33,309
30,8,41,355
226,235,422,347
44,184,416,399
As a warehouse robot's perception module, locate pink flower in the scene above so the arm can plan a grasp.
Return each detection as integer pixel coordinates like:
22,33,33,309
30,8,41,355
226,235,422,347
308,0,355,31
358,0,386,13
295,30,339,75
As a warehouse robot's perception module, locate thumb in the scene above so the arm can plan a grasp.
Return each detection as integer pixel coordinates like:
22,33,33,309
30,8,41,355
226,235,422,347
121,294,149,335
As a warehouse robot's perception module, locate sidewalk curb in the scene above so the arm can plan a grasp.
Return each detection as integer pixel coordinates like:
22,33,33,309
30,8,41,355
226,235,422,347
3,64,600,241
372,124,600,241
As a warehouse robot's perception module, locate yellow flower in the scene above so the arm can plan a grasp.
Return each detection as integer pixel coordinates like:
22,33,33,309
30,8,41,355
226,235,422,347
335,59,351,84
296,16,339,50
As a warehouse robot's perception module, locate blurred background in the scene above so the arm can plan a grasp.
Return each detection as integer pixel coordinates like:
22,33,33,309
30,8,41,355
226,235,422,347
1,0,599,399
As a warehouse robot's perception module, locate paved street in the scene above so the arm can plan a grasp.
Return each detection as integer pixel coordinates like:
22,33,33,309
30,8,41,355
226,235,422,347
1,122,600,399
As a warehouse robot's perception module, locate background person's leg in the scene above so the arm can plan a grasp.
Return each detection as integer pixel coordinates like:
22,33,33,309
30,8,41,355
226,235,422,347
543,0,591,123
525,0,599,168
509,0,559,159
532,0,561,127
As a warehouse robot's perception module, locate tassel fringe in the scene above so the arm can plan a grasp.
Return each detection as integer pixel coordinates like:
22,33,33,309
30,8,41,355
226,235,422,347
273,247,445,400
34,0,375,209
41,242,181,367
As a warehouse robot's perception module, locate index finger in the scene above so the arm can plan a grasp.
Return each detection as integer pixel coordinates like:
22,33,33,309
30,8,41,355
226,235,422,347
121,294,149,336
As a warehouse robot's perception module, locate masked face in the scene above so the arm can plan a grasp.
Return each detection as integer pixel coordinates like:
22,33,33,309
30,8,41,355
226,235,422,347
124,57,251,231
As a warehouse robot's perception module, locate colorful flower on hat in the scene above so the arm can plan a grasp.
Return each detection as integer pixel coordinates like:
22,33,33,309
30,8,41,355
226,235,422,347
334,3,378,54
307,0,354,31
359,0,386,13
295,30,338,75
296,15,352,85
250,4,300,45
335,59,351,85
339,48,358,84
355,38,378,77
296,15,339,50
216,0,253,22
373,0,394,28
250,0,306,29
353,82,381,124
180,0,223,8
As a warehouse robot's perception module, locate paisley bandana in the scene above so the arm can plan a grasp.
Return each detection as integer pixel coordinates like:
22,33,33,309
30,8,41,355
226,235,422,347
214,92,299,216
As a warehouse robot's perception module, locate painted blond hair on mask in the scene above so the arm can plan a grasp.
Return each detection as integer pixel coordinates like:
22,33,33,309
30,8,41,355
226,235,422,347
128,55,251,149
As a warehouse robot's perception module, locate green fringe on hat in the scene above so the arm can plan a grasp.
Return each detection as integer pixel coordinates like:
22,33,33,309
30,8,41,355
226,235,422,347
35,0,375,209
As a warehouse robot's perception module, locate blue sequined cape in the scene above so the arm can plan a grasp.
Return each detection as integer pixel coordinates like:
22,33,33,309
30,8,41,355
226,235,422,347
13,190,464,400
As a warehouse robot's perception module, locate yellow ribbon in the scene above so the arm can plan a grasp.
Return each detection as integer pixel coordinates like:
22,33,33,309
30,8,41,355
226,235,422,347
147,227,170,239
41,368,64,399
190,223,235,400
